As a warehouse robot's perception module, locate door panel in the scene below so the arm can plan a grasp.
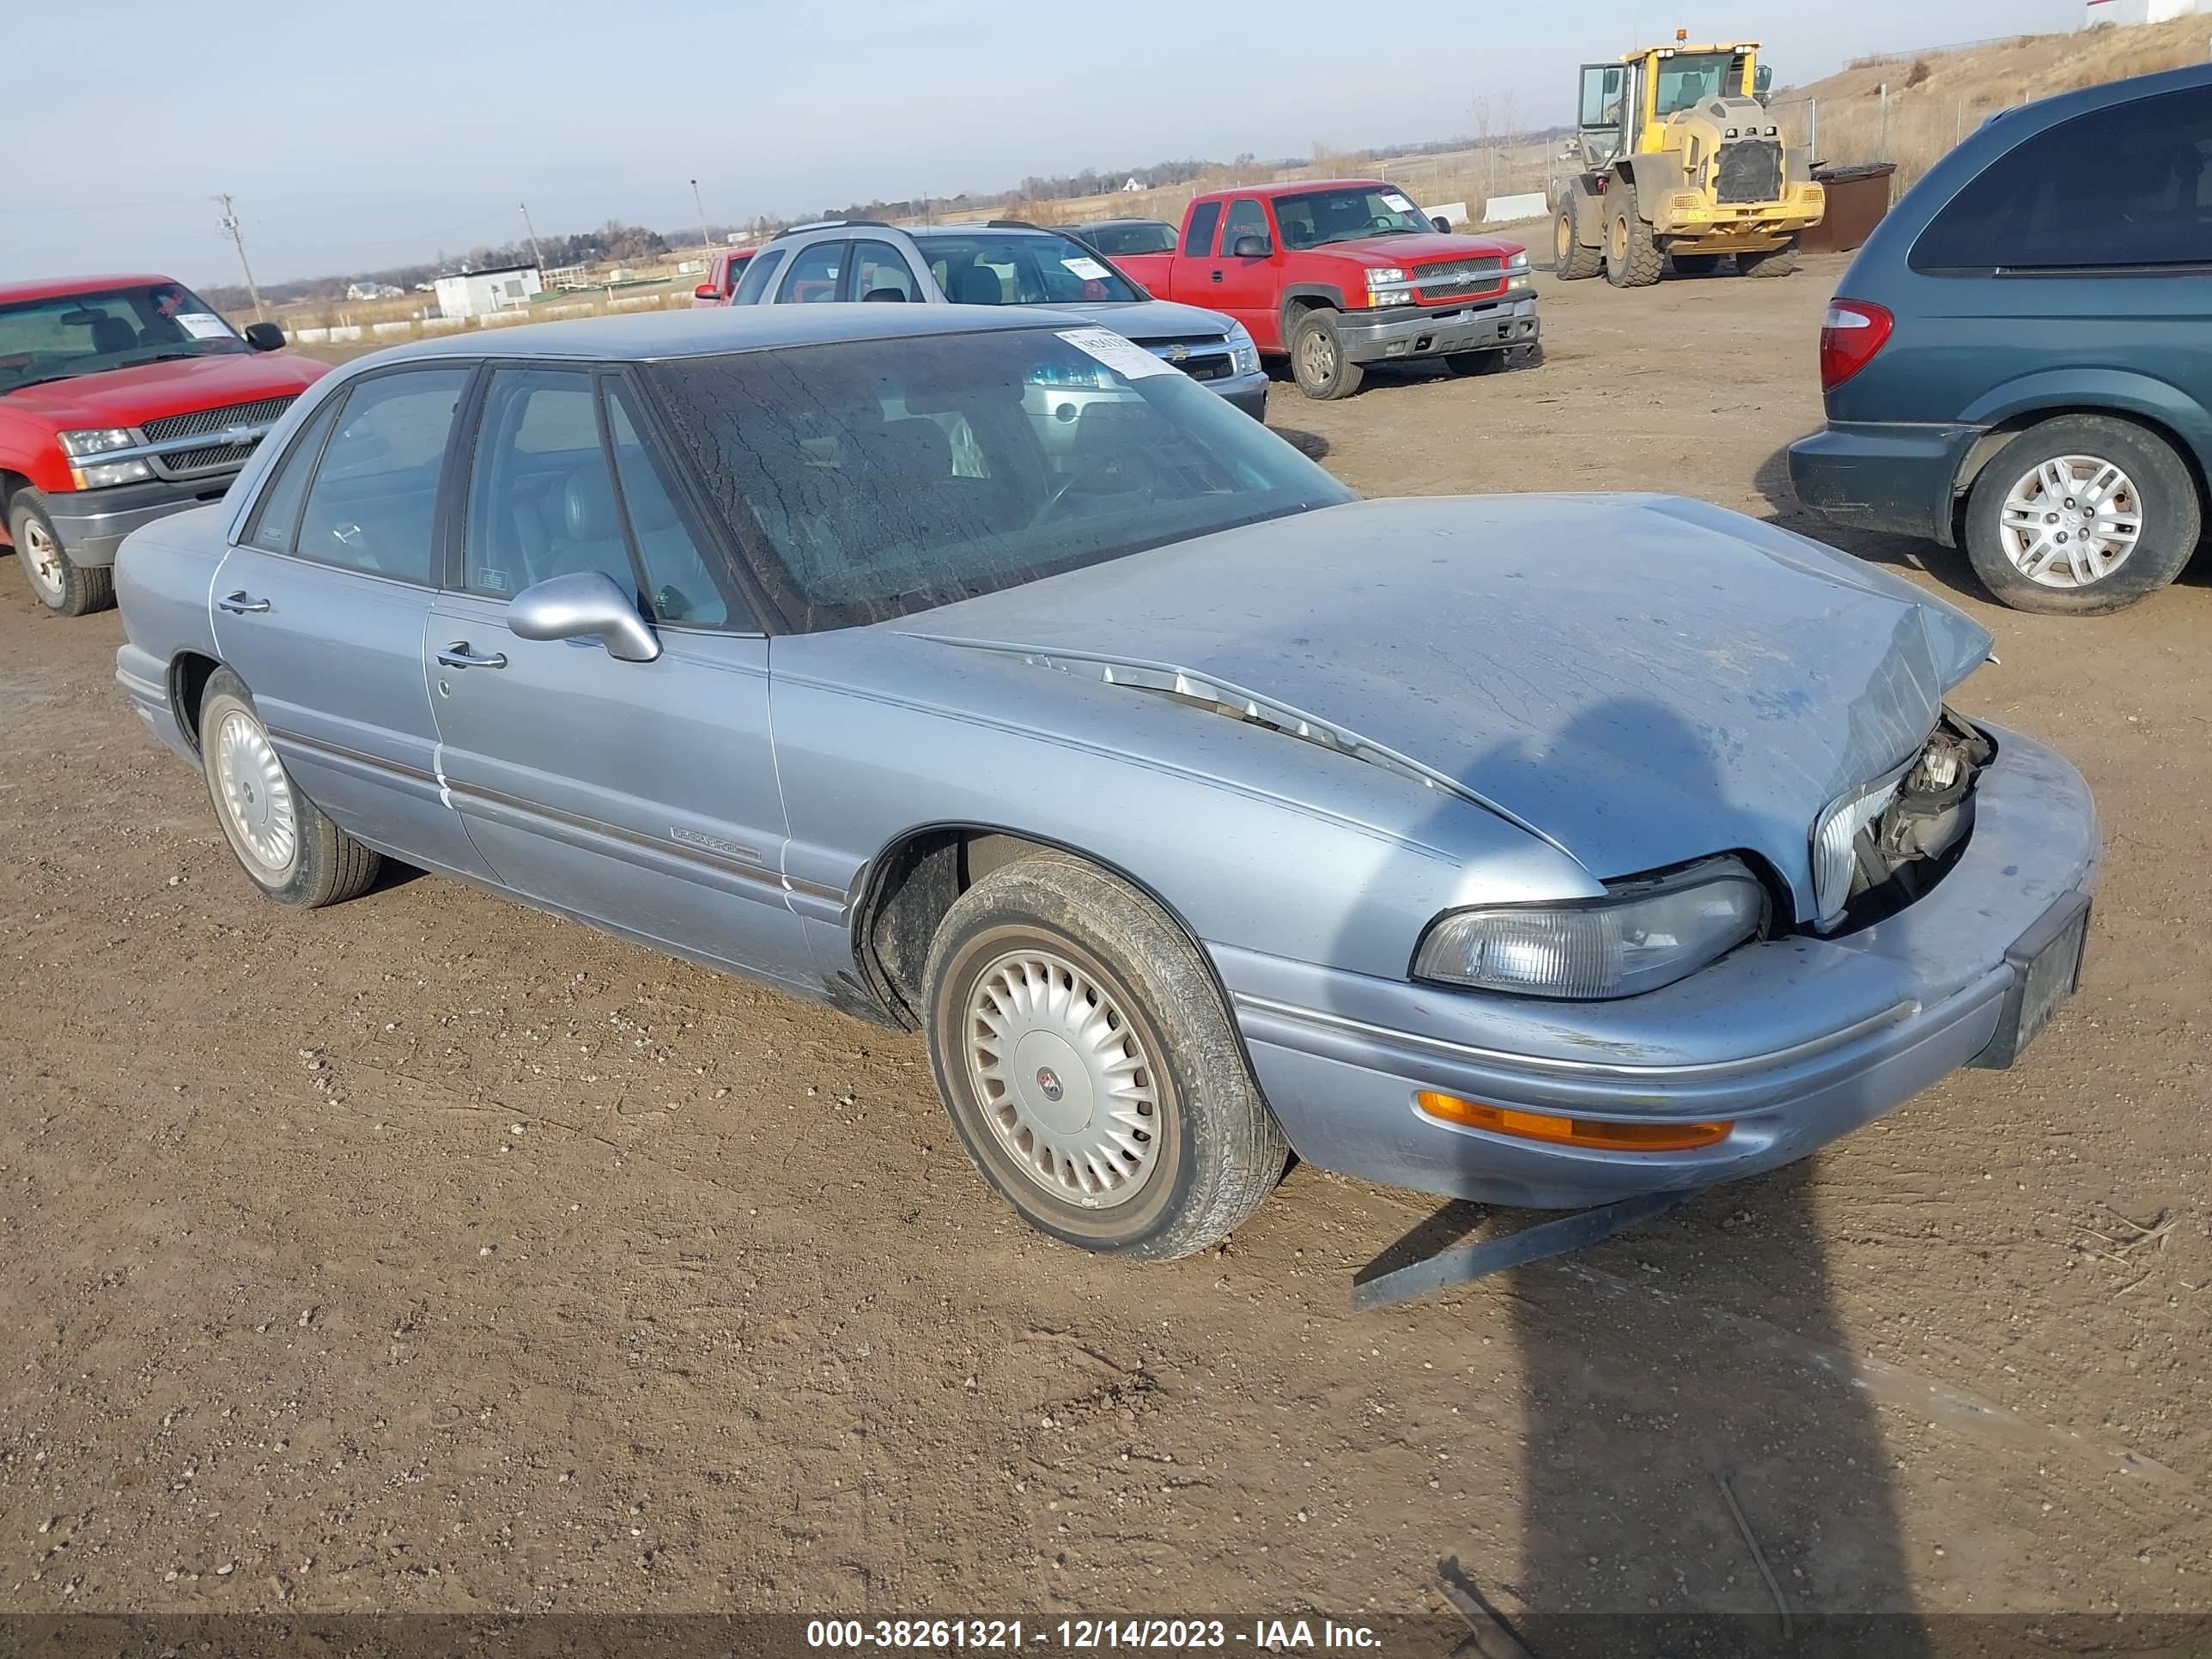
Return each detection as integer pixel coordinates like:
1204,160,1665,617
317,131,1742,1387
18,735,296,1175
1209,197,1279,339
425,600,815,987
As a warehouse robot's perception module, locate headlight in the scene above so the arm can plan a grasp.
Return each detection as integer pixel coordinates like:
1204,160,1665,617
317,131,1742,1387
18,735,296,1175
1413,855,1766,1000
1810,766,1910,927
1505,251,1530,272
1363,266,1414,307
71,458,153,488
58,428,137,458
1225,322,1261,377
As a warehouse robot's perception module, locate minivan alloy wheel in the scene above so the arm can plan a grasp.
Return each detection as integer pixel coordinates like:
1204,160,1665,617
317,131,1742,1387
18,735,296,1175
1998,454,2142,588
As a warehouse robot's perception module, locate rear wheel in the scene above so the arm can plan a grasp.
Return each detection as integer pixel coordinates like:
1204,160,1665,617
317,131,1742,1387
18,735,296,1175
9,489,113,617
1737,239,1800,277
1670,252,1722,276
1963,415,2200,614
923,853,1288,1260
1289,308,1363,400
1553,198,1602,281
1603,185,1663,288
198,667,383,906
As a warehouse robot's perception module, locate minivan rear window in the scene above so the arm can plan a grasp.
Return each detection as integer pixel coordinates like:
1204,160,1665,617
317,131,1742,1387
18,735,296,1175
1911,86,2212,273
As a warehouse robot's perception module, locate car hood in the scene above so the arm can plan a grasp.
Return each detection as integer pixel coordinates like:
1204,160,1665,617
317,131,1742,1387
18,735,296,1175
1,350,326,429
899,495,1993,920
1299,230,1522,268
1054,298,1237,342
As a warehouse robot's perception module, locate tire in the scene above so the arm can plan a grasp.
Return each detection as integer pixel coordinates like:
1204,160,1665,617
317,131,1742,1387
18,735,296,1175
9,489,115,617
1553,198,1602,281
198,667,383,907
1670,252,1722,276
1289,308,1364,400
1443,342,1542,376
1603,184,1663,288
923,852,1289,1261
1962,416,2201,615
1737,240,1799,278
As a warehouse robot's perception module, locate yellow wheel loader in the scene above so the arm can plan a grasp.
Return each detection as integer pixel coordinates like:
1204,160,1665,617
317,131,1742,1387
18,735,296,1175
1553,35,1825,287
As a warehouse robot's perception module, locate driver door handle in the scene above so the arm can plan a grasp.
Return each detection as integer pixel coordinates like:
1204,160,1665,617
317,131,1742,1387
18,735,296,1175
218,590,270,615
437,641,508,670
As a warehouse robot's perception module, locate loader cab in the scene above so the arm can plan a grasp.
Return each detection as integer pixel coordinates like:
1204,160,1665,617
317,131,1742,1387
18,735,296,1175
1577,60,1634,167
1582,42,1763,163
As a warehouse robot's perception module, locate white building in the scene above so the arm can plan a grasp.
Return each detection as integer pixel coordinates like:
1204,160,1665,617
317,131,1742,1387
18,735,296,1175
432,264,541,319
2084,0,2206,24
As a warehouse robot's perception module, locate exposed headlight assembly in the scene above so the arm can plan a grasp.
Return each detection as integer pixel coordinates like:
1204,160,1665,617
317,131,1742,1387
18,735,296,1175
1810,762,1913,928
1414,855,1767,1000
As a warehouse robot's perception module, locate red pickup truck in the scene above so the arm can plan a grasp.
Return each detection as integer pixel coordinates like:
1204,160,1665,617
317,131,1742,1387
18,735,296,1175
1112,180,1540,399
3,274,327,615
690,247,758,307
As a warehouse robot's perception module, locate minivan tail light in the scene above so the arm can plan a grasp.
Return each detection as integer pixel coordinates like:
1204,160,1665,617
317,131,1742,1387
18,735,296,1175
1819,300,1893,392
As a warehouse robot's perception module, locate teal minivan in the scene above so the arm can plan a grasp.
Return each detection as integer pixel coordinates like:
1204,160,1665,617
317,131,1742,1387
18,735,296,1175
1790,64,2211,614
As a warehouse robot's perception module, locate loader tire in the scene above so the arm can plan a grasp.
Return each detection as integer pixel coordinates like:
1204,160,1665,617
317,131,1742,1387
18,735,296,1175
1553,198,1602,281
1603,185,1663,288
1738,239,1800,277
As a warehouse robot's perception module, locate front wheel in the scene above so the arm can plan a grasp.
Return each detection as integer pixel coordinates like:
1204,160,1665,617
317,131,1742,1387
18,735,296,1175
923,853,1289,1260
9,489,114,617
1289,309,1364,400
1736,240,1799,277
1553,198,1602,281
1962,415,2200,614
199,667,384,907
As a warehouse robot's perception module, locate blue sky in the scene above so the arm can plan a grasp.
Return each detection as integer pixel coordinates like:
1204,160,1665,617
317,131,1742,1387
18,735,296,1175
13,0,2083,288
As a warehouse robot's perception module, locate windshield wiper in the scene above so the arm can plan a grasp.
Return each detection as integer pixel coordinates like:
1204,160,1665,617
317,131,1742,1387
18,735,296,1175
0,374,82,397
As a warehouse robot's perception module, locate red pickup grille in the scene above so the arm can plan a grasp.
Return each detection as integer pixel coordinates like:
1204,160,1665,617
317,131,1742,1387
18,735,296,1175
141,395,299,443
1410,255,1504,302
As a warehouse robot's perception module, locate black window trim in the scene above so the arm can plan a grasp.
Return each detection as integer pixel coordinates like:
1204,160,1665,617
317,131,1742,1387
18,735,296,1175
239,360,477,591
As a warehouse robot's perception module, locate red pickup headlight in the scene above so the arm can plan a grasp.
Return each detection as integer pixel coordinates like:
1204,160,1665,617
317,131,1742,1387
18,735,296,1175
1818,300,1893,392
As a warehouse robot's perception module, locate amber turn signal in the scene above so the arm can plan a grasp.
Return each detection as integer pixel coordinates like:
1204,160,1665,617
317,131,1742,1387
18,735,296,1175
1415,1091,1732,1152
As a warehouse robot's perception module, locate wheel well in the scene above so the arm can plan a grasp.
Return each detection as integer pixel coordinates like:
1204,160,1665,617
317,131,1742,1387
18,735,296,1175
0,470,27,532
169,651,221,754
853,826,1220,1034
1950,405,2210,540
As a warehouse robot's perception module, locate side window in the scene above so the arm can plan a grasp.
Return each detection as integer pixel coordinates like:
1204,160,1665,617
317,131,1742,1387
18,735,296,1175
293,368,468,582
243,396,341,554
851,240,920,302
778,240,847,303
732,246,786,304
1581,64,1624,127
604,382,732,627
1913,87,2212,273
1222,198,1270,252
723,253,750,295
464,368,634,599
1182,201,1223,258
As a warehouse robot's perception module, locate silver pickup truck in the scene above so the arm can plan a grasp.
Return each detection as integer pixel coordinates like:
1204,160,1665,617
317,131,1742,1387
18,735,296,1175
734,219,1270,421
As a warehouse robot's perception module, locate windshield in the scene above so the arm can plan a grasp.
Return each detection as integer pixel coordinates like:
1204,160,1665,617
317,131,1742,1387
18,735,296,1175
0,283,246,394
646,327,1352,631
1656,52,1742,117
1082,222,1176,257
914,234,1144,305
1272,186,1431,249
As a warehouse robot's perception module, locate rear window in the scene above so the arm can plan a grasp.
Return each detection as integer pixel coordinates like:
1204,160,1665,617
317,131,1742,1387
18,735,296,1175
1085,222,1176,256
1911,86,2212,272
916,234,1142,305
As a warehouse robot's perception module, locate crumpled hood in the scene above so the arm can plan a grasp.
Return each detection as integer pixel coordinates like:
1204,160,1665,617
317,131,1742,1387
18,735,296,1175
902,495,1993,920
1059,298,1239,342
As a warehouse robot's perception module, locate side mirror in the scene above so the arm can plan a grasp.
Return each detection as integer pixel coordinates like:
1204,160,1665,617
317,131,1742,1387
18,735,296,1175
1230,234,1271,258
1431,216,1452,234
693,283,719,301
507,570,660,663
243,321,284,351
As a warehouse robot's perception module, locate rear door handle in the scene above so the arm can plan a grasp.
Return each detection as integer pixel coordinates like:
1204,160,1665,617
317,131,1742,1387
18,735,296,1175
437,641,508,670
218,591,270,615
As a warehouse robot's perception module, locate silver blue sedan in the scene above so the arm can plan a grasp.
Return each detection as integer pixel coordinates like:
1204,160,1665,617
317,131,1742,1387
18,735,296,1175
112,305,2100,1261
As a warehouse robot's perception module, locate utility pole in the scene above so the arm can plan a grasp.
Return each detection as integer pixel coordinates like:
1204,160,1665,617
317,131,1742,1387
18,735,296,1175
518,202,545,275
690,178,712,252
215,194,265,321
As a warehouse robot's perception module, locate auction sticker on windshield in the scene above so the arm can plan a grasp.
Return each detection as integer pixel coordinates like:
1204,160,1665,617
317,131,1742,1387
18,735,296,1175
1058,327,1175,380
1060,256,1112,281
1381,191,1417,214
175,313,235,341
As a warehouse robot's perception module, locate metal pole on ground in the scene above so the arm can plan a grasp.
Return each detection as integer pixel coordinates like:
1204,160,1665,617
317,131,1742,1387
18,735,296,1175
518,203,545,277
691,178,711,252
215,194,264,321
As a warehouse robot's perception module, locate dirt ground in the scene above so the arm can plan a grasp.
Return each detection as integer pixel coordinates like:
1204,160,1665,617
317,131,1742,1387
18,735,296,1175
3,254,2208,1643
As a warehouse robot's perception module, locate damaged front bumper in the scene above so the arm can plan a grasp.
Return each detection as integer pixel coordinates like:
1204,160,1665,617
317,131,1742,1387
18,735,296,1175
1336,295,1541,366
1218,722,2099,1209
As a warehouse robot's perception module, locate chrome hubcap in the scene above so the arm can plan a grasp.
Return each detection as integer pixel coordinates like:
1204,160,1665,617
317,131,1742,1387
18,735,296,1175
1999,454,2142,588
214,710,299,876
20,518,64,602
965,948,1162,1208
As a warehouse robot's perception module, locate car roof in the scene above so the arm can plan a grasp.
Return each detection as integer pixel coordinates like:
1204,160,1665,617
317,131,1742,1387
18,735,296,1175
0,273,182,305
1077,218,1174,230
338,301,1097,367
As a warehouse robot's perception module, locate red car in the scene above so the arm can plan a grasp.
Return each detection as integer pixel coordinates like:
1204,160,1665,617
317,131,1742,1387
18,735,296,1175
1112,180,1540,398
2,274,327,614
690,247,757,307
